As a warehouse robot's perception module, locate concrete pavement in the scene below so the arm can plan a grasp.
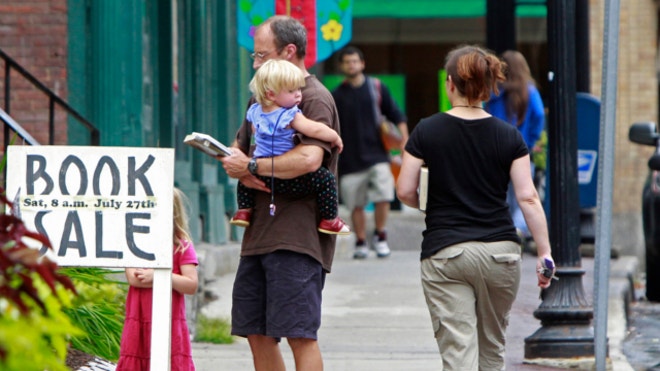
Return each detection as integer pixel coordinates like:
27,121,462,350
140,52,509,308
193,210,641,370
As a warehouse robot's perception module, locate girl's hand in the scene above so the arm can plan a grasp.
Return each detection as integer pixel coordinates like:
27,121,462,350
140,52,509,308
134,268,154,284
333,137,344,153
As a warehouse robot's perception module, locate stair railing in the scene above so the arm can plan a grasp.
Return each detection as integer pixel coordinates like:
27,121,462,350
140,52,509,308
0,107,39,145
0,48,99,152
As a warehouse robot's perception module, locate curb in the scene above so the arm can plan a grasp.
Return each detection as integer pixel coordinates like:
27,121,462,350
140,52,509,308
608,256,639,371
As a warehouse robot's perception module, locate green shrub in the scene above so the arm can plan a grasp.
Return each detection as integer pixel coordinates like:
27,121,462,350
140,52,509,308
194,315,234,344
0,189,81,371
61,267,127,361
532,130,548,171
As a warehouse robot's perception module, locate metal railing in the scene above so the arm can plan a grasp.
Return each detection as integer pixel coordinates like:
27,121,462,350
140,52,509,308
0,107,39,145
0,47,99,151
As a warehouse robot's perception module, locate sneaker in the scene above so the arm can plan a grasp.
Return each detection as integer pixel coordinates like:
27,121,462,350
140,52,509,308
353,245,369,259
372,236,391,258
317,217,351,235
230,209,251,227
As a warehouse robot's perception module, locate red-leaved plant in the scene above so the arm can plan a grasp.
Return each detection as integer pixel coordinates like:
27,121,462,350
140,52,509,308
0,187,77,361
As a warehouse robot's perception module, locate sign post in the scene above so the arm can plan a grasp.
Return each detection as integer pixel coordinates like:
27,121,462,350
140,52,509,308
151,269,173,370
6,145,175,371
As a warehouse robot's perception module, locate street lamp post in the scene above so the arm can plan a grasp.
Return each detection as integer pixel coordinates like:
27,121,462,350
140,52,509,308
524,0,595,359
575,0,590,93
486,0,516,54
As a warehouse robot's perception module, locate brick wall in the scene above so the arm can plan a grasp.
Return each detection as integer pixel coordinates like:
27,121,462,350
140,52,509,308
0,0,69,145
589,0,658,255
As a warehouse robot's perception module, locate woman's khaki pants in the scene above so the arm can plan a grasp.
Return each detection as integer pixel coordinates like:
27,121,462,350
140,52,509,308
421,240,522,371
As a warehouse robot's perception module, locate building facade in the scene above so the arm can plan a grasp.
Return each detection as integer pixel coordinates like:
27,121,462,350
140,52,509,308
0,0,656,262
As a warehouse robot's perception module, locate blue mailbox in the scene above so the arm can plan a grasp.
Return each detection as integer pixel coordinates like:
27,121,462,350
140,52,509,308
543,93,600,243
576,92,600,209
576,93,600,243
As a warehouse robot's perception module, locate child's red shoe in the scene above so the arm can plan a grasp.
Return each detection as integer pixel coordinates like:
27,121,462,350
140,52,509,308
230,209,251,227
317,217,351,235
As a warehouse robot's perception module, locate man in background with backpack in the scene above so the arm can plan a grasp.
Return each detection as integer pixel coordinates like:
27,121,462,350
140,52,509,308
332,46,409,259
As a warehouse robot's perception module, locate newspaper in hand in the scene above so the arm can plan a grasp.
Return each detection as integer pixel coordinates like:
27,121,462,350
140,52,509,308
183,132,233,158
419,166,428,212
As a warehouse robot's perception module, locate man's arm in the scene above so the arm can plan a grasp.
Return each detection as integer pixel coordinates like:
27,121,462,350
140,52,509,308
220,138,324,183
256,143,324,179
397,121,409,149
380,84,409,148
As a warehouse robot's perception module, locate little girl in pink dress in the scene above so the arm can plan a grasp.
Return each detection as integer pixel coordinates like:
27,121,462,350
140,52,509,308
116,188,199,371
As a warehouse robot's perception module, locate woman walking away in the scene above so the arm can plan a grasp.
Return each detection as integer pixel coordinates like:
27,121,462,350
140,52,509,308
486,50,545,241
396,45,555,371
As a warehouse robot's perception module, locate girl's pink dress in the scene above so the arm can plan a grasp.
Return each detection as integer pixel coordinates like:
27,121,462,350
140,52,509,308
116,241,199,371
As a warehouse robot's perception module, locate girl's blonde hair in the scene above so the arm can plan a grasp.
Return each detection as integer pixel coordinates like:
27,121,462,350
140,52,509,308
173,187,192,254
249,59,306,106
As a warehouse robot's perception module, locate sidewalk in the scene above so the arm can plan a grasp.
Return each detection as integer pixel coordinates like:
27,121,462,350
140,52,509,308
193,211,639,370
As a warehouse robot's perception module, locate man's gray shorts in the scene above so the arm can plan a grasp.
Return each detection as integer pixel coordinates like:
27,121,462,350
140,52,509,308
339,162,394,210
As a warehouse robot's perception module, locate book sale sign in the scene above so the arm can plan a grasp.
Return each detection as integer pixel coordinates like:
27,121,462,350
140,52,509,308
7,145,177,370
6,145,175,269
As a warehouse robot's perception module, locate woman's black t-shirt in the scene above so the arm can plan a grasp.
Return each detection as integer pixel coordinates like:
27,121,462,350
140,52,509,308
405,112,528,260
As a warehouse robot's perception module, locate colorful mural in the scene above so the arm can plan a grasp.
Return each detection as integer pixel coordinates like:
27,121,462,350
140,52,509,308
237,0,352,67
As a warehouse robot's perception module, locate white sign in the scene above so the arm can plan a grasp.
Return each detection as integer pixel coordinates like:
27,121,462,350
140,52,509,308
6,145,174,268
7,145,175,370
577,149,598,185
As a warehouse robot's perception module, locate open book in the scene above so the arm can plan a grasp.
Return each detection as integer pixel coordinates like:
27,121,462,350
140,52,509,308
183,132,233,158
419,166,428,212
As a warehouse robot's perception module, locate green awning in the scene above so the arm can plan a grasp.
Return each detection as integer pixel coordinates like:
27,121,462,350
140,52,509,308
353,0,546,18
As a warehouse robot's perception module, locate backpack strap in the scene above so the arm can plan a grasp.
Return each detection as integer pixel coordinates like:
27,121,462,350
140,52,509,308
367,76,383,127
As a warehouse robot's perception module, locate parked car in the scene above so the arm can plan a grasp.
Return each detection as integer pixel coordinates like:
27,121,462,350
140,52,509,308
628,122,660,302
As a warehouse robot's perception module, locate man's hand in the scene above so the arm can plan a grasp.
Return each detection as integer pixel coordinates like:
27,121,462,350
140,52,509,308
219,149,269,192
218,149,250,178
239,174,269,192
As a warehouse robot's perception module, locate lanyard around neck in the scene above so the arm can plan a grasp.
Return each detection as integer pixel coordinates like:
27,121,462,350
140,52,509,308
269,108,288,216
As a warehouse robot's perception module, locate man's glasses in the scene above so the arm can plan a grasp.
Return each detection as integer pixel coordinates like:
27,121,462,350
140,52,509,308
250,50,274,60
